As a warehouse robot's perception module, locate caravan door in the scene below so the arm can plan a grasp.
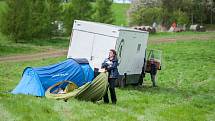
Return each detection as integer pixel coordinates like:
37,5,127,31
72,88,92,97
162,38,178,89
90,34,117,69
117,31,148,75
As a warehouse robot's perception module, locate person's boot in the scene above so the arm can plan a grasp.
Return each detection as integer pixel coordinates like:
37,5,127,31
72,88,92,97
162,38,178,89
152,83,157,87
103,91,109,104
152,81,158,87
112,102,116,105
151,75,157,87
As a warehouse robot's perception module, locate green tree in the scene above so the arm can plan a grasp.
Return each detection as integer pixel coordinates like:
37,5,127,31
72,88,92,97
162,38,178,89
63,0,92,35
47,0,63,36
128,0,191,27
48,0,62,31
47,0,62,23
0,0,31,42
172,10,189,25
129,7,162,26
1,0,65,41
92,0,114,24
30,0,51,38
160,0,190,26
192,0,207,25
128,0,163,26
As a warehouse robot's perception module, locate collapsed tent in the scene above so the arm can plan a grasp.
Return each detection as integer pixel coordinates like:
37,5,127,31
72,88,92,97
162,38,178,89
12,58,94,96
45,72,108,101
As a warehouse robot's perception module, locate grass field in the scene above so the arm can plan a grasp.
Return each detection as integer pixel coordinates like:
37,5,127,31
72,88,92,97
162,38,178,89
112,3,130,26
0,35,69,57
0,33,215,121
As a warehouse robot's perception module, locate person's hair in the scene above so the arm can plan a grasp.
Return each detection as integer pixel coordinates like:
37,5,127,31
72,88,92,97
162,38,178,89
109,49,117,58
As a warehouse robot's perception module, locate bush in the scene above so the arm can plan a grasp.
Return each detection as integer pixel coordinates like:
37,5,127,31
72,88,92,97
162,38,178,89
128,0,191,28
172,10,189,25
129,7,162,26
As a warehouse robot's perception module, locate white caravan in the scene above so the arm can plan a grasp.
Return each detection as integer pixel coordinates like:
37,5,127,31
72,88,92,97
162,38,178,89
67,20,149,86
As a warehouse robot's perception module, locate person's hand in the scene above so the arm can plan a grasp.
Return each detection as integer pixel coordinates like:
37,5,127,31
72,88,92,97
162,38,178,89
106,60,112,65
99,68,106,72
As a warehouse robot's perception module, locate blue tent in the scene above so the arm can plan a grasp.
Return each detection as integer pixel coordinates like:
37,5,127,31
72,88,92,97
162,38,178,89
12,58,94,96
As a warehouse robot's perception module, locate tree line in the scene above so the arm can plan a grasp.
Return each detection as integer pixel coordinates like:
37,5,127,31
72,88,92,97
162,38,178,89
0,0,114,42
128,0,215,27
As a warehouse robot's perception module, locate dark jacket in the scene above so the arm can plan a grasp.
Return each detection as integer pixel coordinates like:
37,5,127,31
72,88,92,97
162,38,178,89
102,57,119,79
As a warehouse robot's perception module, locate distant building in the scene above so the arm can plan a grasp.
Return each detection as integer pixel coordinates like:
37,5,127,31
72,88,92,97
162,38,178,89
113,0,132,3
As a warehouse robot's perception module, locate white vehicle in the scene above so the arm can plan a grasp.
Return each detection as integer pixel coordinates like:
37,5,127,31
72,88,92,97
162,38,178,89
67,20,149,86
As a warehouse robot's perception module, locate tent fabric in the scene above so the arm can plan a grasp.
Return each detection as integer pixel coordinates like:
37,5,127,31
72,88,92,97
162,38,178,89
45,81,91,100
76,72,108,102
45,72,108,102
12,58,94,96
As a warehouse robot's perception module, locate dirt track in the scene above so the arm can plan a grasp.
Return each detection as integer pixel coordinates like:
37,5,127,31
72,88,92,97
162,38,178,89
0,49,67,63
0,33,214,63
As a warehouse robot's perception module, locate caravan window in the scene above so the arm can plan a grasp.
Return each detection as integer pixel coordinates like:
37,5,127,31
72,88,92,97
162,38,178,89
118,39,124,58
136,44,141,53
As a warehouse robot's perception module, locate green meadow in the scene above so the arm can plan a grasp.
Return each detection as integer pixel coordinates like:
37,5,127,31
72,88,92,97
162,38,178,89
0,35,214,121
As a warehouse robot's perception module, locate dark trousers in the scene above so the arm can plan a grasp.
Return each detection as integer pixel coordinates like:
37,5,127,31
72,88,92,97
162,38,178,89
103,78,117,104
151,74,156,87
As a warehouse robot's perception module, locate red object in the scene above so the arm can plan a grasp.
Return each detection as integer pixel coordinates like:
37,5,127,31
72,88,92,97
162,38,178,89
172,21,177,29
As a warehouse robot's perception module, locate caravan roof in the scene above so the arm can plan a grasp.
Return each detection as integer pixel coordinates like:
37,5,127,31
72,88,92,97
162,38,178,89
73,20,148,38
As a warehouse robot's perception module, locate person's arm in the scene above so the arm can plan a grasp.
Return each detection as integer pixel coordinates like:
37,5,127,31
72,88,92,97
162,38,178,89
101,62,108,69
101,59,108,69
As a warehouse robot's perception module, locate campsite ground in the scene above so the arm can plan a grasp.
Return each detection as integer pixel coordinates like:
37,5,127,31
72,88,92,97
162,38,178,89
0,32,215,121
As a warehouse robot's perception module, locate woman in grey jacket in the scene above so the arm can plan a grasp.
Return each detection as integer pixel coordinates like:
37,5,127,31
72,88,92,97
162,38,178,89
101,49,119,104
